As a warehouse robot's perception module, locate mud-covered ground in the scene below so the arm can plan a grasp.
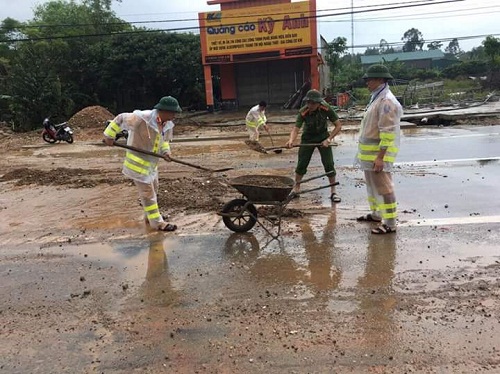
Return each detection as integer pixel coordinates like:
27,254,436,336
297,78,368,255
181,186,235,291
1,110,500,373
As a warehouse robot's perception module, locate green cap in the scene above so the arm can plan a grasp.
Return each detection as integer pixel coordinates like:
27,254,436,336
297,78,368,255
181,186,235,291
304,89,323,103
362,64,394,79
154,96,182,112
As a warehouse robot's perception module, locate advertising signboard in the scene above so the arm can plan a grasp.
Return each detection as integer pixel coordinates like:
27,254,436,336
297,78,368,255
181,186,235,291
199,1,316,64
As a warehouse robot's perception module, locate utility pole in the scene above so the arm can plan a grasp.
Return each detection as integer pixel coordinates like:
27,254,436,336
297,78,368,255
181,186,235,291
351,0,354,58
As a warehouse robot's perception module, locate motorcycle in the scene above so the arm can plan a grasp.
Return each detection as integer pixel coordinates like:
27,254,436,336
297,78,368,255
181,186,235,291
42,117,74,144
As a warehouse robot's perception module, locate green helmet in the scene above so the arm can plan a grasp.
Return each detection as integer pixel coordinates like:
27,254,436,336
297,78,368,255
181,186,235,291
362,64,394,80
154,96,182,113
304,89,323,103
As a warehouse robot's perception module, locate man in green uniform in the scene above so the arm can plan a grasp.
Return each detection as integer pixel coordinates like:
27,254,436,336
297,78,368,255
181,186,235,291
286,89,342,202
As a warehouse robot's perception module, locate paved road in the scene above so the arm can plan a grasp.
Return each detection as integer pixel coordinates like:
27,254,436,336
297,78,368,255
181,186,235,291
243,124,500,223
2,124,500,373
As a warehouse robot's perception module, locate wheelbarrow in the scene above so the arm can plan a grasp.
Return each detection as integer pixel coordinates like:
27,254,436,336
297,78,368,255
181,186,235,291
218,172,338,239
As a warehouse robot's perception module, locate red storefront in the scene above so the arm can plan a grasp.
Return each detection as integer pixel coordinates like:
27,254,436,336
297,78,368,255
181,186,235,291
198,0,319,110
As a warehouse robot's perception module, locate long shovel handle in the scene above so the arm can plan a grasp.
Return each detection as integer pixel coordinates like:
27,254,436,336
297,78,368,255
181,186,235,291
265,143,334,151
111,141,232,172
265,128,275,146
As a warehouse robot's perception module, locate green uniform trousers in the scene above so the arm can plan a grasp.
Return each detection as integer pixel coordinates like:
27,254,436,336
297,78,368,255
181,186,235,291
295,138,336,176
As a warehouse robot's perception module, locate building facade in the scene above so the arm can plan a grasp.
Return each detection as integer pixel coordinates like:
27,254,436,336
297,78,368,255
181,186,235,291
198,0,320,110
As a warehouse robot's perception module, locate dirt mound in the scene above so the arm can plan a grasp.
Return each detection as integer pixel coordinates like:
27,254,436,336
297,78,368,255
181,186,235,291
0,167,125,188
68,106,115,129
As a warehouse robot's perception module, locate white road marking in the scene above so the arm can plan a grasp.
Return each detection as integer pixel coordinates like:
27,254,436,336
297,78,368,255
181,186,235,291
399,215,500,227
395,157,500,166
404,132,500,141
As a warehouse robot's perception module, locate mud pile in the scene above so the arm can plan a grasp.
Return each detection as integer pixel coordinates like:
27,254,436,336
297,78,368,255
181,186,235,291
0,167,125,188
158,176,233,213
68,106,115,129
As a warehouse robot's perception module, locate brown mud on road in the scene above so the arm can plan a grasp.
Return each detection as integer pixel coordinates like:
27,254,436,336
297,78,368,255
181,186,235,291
1,111,500,373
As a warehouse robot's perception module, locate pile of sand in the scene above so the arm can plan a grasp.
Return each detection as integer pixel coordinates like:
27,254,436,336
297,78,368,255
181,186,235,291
68,106,115,129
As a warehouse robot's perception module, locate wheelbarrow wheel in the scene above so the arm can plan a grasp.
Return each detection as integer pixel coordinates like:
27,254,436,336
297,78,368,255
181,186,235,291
221,199,257,233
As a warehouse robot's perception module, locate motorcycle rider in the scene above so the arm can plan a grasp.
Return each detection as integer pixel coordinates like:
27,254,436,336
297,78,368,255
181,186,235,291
103,96,181,232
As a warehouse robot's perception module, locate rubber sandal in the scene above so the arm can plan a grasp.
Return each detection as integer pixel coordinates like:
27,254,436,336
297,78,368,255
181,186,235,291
145,214,170,225
371,224,396,235
159,223,177,232
356,214,382,222
330,193,341,203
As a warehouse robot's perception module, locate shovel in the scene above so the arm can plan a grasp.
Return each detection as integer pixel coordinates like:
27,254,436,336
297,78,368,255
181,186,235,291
244,139,268,154
110,141,233,173
265,128,282,154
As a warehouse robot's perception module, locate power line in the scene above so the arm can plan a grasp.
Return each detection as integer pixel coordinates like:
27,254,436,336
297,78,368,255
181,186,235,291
3,0,493,51
1,0,463,30
323,4,500,23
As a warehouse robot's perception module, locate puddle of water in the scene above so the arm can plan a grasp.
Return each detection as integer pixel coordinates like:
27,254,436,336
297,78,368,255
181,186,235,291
32,211,500,315
400,215,500,226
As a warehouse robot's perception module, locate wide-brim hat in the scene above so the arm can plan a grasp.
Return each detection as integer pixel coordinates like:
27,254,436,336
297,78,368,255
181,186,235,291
304,89,323,103
362,64,394,80
154,96,182,113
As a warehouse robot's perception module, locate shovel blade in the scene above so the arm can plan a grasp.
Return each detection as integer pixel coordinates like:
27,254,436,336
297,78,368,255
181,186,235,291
245,140,268,154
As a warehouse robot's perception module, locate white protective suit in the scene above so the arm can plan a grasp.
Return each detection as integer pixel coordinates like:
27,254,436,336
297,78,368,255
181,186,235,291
354,83,403,226
104,109,174,229
245,104,267,141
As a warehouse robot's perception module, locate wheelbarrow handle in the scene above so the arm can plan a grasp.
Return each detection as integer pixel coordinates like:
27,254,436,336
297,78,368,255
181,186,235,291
298,171,336,185
111,141,233,172
289,182,340,200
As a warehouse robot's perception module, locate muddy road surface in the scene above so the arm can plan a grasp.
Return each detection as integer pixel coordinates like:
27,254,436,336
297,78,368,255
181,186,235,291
1,120,500,373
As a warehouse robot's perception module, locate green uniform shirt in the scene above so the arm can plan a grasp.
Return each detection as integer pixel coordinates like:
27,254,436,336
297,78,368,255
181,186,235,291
295,101,339,143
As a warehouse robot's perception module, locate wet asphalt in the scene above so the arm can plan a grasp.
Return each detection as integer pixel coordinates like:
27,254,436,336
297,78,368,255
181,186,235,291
46,123,500,315
2,123,500,373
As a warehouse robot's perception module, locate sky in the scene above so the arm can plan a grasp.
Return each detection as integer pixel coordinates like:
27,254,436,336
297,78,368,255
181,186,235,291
1,0,499,53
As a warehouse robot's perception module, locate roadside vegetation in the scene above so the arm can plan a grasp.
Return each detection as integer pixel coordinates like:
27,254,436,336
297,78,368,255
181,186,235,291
324,31,500,108
1,0,499,130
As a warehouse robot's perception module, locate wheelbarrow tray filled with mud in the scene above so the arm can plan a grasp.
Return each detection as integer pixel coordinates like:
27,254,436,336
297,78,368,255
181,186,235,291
229,175,294,203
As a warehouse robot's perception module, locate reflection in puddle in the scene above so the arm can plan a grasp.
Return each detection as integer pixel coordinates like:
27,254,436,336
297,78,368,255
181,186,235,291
356,234,398,349
61,216,499,323
138,234,179,306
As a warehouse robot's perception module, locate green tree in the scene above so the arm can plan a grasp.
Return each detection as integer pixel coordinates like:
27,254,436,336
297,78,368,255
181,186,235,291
445,38,462,57
5,0,130,128
427,41,443,50
95,32,204,112
378,39,394,54
482,35,500,89
3,0,208,128
463,45,485,61
324,37,348,86
364,47,380,55
402,28,424,52
7,41,74,130
482,36,500,64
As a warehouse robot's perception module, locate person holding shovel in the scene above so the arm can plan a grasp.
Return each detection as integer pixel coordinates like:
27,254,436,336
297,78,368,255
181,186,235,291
103,96,182,232
245,100,268,142
355,64,403,235
286,89,342,202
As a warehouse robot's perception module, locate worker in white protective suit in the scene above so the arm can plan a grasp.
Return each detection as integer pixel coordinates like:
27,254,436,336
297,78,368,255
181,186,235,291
354,65,403,235
245,100,268,141
103,96,182,232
